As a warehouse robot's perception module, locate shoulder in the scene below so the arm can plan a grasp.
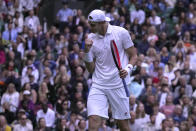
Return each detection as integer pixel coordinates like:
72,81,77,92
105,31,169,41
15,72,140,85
110,25,127,33
14,92,20,96
5,125,11,130
48,108,55,114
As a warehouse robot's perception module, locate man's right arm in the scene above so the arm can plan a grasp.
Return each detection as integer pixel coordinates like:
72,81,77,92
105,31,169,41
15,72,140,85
84,61,95,74
83,38,95,74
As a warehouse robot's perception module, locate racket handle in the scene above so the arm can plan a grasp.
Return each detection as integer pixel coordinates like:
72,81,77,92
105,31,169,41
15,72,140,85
122,78,130,97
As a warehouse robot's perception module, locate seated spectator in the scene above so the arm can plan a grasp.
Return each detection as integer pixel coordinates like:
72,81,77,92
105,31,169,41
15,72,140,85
56,99,71,121
13,113,33,131
11,109,32,128
21,59,39,85
179,121,189,131
144,94,156,115
172,40,187,56
56,1,74,32
20,83,37,104
129,95,137,112
174,76,193,100
35,117,51,131
180,95,191,119
129,111,141,131
160,95,175,117
160,47,170,64
34,94,53,115
18,90,35,123
172,105,186,126
129,74,144,98
181,60,195,84
130,3,145,25
152,104,166,130
167,118,179,131
36,102,55,129
160,118,171,131
1,82,19,113
66,112,79,131
38,82,49,99
56,118,69,131
141,114,156,131
76,100,87,120
2,22,18,42
147,26,158,44
0,115,11,131
76,119,87,131
149,10,161,26
25,10,40,33
164,61,175,85
135,103,150,125
190,105,196,126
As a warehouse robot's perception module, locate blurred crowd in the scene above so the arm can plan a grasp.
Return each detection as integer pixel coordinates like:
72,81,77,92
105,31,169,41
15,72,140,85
0,0,196,130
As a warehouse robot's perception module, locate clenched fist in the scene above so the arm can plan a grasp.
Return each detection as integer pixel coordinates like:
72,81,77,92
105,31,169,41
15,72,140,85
84,39,93,53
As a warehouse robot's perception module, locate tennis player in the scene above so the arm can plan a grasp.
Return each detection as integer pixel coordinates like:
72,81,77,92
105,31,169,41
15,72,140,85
84,9,137,131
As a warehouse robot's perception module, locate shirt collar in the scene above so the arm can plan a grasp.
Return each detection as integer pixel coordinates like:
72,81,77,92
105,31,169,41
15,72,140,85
106,24,112,34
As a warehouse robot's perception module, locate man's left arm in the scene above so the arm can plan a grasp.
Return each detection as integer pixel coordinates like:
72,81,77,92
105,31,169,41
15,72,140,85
119,29,137,78
125,46,137,66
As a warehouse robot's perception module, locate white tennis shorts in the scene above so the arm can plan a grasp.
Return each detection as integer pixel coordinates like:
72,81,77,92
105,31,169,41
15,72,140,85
87,87,130,120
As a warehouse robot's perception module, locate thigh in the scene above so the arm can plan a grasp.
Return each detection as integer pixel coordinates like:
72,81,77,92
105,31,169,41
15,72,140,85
87,87,109,119
116,119,130,131
106,87,130,120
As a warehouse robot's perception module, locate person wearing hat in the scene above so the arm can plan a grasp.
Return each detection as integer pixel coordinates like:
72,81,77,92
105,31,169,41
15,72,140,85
84,9,137,131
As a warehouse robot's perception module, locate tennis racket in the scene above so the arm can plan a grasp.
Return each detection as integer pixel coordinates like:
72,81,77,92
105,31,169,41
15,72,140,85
110,40,130,97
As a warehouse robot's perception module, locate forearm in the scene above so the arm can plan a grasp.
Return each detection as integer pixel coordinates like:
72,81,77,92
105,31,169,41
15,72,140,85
84,61,95,74
129,53,138,66
126,46,137,66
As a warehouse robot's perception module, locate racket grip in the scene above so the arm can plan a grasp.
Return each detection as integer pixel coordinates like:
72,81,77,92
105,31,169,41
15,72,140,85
122,78,130,97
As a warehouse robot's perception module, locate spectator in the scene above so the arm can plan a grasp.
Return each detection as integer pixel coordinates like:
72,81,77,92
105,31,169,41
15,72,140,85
1,83,19,113
56,1,74,32
141,114,156,131
66,112,78,131
152,104,166,130
0,115,11,131
160,95,175,117
2,22,18,42
13,113,33,131
36,102,55,129
172,105,186,126
135,103,150,125
35,117,51,131
56,118,69,131
174,76,193,99
129,111,141,131
130,4,145,25
76,119,87,131
129,95,137,112
167,117,180,131
149,10,162,26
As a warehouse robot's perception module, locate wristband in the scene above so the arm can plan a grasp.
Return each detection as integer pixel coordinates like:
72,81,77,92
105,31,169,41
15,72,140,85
83,52,93,62
124,64,133,74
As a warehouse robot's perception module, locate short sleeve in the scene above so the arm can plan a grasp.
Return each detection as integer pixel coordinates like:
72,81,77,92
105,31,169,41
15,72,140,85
121,29,134,49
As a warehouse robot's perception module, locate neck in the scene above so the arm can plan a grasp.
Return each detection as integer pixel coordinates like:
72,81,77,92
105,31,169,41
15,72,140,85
99,23,108,36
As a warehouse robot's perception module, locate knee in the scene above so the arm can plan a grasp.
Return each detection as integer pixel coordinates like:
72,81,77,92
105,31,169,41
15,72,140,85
88,115,102,130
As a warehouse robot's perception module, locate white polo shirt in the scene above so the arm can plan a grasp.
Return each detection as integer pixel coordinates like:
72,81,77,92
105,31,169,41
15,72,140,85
88,24,134,89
